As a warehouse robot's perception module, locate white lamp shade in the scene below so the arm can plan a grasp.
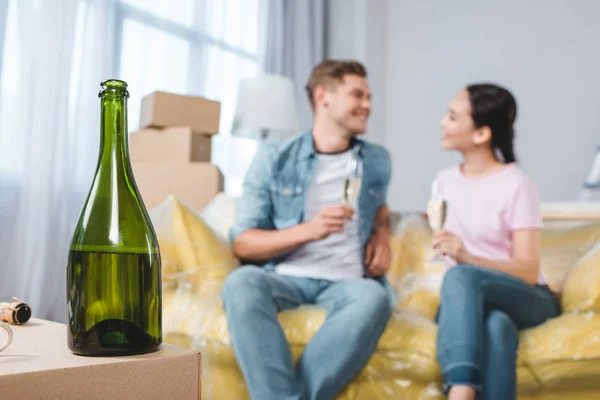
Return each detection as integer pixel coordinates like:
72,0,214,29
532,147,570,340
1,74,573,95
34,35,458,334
232,74,300,140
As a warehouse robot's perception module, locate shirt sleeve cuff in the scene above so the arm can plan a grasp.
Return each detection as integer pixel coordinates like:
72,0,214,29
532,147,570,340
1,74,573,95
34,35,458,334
229,219,267,242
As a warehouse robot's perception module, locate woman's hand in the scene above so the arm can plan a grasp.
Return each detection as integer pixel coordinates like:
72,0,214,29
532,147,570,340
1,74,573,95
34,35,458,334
432,230,472,264
432,229,540,285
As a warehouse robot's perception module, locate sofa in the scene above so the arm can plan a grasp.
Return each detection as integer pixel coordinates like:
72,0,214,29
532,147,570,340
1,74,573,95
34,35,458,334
151,194,600,400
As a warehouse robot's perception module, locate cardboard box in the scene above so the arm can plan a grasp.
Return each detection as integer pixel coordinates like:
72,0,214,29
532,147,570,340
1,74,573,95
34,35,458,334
140,91,221,135
130,127,212,163
0,318,202,399
132,162,224,211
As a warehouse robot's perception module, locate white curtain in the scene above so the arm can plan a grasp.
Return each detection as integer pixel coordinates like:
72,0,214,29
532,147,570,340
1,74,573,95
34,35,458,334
0,0,268,322
0,0,117,323
264,0,326,130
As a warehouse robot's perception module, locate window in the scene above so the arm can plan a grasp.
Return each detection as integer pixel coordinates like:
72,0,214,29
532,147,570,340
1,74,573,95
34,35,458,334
114,0,268,195
0,0,268,195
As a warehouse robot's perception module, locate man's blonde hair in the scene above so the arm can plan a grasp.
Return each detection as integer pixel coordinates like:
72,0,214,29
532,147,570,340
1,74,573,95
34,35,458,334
305,60,367,110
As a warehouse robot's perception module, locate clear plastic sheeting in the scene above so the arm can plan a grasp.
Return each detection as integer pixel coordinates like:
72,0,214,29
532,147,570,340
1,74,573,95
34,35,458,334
560,242,600,312
151,196,600,399
539,220,600,293
388,214,444,321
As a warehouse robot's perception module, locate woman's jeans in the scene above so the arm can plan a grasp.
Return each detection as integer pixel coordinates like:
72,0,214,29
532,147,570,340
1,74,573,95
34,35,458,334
436,265,559,399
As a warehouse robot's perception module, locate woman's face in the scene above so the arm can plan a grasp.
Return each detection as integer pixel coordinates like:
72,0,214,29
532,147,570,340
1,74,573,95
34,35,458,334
439,89,483,152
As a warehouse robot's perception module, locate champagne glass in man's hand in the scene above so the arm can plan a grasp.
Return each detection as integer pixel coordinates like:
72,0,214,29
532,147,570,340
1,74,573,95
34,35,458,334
343,158,362,208
342,157,362,235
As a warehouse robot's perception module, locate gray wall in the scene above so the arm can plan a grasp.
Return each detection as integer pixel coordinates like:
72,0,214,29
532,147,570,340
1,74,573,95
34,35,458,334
326,0,388,147
329,0,600,211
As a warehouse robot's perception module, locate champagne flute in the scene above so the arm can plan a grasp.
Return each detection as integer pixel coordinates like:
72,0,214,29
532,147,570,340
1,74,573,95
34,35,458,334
427,179,447,261
342,157,362,234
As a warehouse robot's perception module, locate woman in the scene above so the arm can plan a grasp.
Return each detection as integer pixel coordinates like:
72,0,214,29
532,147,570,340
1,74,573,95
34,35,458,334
432,83,559,400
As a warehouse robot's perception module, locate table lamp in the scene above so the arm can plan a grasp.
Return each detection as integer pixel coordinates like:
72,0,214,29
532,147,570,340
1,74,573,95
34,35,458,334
231,74,300,141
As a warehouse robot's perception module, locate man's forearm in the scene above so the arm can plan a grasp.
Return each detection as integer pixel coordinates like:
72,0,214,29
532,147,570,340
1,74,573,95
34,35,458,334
372,205,391,237
232,225,313,262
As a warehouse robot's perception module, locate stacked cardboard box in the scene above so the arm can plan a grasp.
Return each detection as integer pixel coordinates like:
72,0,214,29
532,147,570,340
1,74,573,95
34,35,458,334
130,91,224,211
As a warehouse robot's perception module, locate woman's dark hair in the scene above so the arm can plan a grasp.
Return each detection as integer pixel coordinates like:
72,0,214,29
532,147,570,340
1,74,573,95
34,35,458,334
466,83,517,163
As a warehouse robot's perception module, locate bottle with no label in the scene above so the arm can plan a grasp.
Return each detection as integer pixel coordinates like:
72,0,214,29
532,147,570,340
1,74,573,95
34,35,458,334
67,79,162,356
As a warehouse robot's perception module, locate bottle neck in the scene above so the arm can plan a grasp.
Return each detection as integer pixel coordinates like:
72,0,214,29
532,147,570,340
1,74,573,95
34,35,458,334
100,94,128,163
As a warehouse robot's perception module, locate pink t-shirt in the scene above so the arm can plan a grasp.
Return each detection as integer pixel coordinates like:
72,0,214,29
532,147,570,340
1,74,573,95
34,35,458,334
435,163,545,285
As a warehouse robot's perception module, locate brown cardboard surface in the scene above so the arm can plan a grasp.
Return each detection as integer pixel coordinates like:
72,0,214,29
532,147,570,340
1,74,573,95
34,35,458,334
140,91,220,135
130,127,212,163
132,162,224,211
0,318,201,399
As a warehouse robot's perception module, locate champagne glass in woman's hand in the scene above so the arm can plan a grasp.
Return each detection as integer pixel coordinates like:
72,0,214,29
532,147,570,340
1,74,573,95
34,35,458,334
427,179,447,261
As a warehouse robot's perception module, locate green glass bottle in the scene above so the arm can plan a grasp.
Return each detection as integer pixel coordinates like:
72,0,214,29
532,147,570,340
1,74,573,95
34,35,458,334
67,79,162,356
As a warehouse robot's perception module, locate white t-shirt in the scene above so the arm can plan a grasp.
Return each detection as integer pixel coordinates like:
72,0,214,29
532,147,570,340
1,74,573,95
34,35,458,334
275,150,364,281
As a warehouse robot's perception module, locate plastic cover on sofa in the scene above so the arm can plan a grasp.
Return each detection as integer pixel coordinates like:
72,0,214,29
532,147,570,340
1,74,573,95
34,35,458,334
150,196,600,400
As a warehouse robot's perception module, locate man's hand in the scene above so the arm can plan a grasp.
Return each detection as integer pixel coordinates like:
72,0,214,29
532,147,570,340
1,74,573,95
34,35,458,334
432,230,471,264
303,205,354,241
232,205,353,262
364,231,392,277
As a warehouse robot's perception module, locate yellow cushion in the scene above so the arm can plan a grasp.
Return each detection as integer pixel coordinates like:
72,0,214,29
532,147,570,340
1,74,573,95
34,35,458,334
540,221,600,293
396,286,440,321
560,245,600,312
150,196,239,288
519,312,600,363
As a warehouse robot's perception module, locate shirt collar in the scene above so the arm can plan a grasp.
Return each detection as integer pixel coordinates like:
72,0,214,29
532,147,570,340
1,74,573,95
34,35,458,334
298,129,364,160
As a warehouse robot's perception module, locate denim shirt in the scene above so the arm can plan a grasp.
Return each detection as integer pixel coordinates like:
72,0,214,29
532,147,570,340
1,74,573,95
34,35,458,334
230,130,397,305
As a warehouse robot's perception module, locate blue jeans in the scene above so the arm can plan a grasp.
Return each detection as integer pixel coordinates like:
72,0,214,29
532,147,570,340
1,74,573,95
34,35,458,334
221,266,392,400
436,265,559,399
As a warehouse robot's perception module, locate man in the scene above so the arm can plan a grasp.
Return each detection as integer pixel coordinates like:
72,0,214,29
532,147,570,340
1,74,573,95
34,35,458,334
222,60,395,400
